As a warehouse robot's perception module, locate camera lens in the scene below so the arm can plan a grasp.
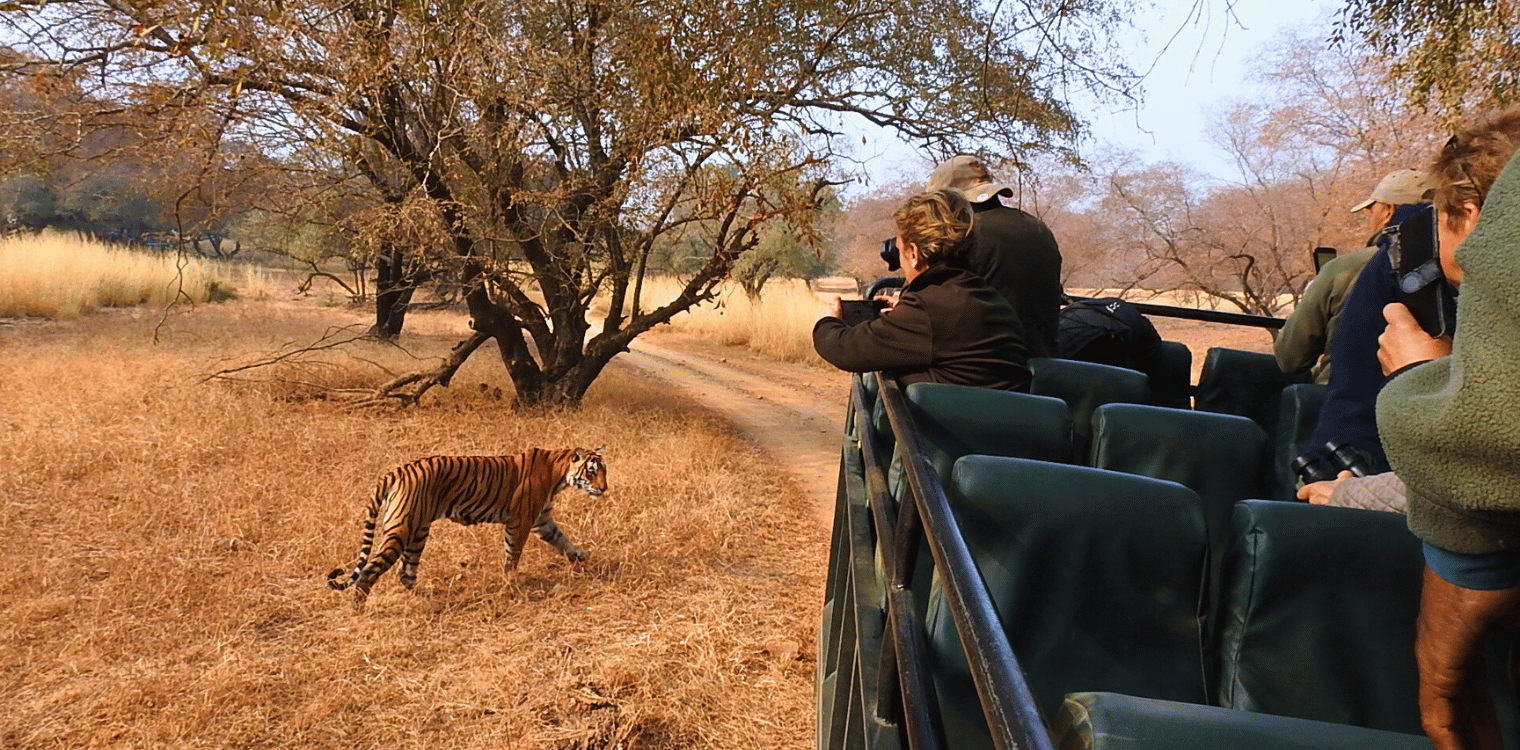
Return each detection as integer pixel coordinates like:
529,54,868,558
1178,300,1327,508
879,237,900,272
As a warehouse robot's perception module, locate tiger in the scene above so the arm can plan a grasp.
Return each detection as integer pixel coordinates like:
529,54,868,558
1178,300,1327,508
327,446,607,607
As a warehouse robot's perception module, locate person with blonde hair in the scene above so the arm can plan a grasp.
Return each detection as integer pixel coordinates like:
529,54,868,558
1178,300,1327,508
813,188,1031,390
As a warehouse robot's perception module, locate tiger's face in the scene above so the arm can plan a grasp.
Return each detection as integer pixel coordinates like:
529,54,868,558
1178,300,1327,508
568,447,608,497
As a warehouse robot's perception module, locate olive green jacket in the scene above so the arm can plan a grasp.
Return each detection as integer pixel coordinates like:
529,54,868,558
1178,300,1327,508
1378,152,1520,554
1275,247,1375,384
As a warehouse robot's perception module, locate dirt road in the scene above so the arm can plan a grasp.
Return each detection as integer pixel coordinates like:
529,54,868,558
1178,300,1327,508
612,333,850,527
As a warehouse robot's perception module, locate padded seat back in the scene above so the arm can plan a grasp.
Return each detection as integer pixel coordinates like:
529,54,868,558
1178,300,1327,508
1029,358,1151,463
1273,382,1326,503
889,382,1075,510
891,383,1074,617
1090,403,1272,519
926,456,1207,750
906,382,1074,479
1217,500,1425,732
1089,402,1272,683
1150,341,1194,410
1194,347,1306,437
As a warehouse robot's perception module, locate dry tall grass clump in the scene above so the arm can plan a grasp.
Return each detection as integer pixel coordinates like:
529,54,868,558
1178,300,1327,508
0,299,824,748
636,277,828,365
0,232,273,318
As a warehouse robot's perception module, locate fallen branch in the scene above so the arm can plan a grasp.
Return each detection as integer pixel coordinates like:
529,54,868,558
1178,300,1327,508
347,330,493,409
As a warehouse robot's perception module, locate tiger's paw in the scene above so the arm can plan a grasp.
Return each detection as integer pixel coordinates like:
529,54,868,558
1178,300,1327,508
327,568,350,590
565,547,587,563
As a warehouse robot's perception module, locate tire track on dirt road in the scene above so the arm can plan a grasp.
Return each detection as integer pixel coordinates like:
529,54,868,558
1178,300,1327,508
612,337,849,527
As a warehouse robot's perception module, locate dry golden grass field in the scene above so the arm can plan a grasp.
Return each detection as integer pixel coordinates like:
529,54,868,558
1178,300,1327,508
0,297,826,749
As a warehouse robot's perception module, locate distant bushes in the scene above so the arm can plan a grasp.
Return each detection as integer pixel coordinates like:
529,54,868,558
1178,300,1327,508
0,232,272,318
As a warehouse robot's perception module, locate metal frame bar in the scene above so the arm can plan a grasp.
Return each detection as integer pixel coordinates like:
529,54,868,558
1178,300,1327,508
820,369,1063,750
1065,295,1285,330
876,374,1055,750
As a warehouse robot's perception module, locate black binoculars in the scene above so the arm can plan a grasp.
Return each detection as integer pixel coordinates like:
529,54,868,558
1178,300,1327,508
1291,440,1376,484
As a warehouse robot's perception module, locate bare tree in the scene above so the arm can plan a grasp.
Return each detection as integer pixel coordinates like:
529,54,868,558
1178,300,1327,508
1037,29,1447,316
1,0,1137,406
829,178,924,284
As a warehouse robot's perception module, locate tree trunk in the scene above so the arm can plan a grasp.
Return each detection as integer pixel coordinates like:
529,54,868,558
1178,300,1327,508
372,246,415,340
509,342,619,408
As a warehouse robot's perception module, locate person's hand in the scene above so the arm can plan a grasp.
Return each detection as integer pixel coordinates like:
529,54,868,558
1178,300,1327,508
1379,303,1452,376
818,295,842,322
1297,471,1354,505
873,293,899,310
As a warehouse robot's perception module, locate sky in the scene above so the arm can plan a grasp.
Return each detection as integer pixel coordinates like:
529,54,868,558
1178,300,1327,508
851,0,1342,191
1086,0,1340,178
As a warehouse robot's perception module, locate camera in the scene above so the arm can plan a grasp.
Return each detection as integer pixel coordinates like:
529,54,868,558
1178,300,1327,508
1291,440,1376,485
1388,205,1457,338
838,299,886,326
879,237,900,272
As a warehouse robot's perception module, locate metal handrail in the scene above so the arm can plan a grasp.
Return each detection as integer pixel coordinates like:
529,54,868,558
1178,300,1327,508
876,373,1055,750
850,377,943,750
1065,295,1285,330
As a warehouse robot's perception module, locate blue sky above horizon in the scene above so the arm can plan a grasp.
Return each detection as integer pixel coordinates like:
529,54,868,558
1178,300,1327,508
848,0,1340,193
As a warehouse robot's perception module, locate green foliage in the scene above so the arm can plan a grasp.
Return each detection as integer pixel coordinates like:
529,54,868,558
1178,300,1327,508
0,172,166,235
1335,0,1519,114
228,210,344,266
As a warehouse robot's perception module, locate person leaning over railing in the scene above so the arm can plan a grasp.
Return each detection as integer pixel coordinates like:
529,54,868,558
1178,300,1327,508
812,188,1032,391
1374,111,1520,750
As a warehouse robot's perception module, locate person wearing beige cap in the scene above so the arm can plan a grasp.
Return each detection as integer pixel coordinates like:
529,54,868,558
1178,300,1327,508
1293,163,1455,493
1275,168,1435,384
925,155,1064,358
1350,168,1436,236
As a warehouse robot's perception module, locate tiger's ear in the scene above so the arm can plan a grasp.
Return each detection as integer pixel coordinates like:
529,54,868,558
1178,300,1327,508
573,448,584,462
595,445,608,458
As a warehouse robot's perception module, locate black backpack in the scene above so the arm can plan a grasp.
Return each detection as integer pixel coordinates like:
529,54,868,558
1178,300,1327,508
1057,298,1163,375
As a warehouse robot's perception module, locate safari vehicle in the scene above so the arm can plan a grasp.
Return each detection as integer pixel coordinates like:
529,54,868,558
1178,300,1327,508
815,303,1519,750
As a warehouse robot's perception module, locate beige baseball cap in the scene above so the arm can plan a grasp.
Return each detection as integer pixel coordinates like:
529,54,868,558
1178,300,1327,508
1350,169,1434,212
926,155,1014,204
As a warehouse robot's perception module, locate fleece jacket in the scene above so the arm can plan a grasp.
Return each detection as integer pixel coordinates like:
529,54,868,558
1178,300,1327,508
1378,151,1520,554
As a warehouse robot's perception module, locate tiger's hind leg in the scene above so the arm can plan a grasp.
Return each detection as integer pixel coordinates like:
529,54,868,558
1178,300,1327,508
397,523,432,590
532,509,586,562
349,533,407,610
328,492,383,591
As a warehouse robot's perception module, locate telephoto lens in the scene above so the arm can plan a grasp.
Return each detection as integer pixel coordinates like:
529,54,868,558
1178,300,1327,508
879,237,900,271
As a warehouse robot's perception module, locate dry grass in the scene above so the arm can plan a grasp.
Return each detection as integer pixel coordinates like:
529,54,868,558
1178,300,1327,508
0,232,275,318
636,278,829,366
635,279,1284,370
0,299,824,749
